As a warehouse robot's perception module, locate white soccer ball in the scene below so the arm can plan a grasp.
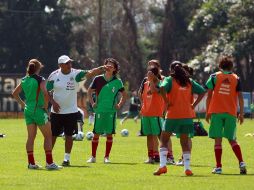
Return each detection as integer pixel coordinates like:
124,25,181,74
86,131,94,141
75,132,84,141
121,129,129,137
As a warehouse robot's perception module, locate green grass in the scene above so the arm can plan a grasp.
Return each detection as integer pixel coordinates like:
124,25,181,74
1,119,254,190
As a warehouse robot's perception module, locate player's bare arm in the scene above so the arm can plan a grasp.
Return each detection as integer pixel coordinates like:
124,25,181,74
205,90,213,123
47,90,60,113
238,92,244,125
40,80,49,110
115,91,127,110
88,87,96,108
12,83,25,109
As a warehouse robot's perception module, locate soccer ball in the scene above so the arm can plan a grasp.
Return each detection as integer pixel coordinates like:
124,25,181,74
86,131,94,141
121,129,129,137
74,132,84,141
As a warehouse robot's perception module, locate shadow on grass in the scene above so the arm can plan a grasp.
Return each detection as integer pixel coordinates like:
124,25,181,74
67,165,91,168
108,162,139,165
221,173,254,176
191,164,211,168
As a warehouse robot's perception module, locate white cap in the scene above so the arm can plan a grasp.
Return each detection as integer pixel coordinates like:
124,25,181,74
58,55,73,64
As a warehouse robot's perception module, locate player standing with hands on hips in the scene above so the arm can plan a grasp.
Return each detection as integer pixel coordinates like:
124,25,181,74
12,59,62,170
87,58,127,164
47,55,110,166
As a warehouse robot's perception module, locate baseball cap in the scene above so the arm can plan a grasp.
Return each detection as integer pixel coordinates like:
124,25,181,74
58,55,73,64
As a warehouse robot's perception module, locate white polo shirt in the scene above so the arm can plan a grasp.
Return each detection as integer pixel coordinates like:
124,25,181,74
47,68,87,114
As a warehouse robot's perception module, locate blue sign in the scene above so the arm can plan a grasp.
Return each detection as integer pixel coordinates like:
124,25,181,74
242,92,251,113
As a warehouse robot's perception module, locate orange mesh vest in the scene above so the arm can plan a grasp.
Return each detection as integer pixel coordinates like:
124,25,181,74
208,71,238,116
140,81,164,117
166,79,195,119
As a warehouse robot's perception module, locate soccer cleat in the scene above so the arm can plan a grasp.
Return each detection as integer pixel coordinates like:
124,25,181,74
62,160,70,167
87,156,96,163
176,159,184,166
144,157,155,164
166,157,175,165
153,166,167,176
46,163,63,170
212,167,222,174
239,162,247,175
185,169,193,176
104,157,111,164
28,163,42,170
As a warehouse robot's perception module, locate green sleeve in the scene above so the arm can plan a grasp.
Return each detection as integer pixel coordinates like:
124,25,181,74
205,74,216,89
191,80,206,94
75,70,89,82
46,81,54,91
160,77,172,93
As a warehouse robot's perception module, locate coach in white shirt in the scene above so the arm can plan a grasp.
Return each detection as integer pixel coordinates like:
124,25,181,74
47,55,109,166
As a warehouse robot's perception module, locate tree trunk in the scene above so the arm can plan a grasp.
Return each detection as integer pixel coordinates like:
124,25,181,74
97,0,103,65
159,0,175,74
122,0,144,89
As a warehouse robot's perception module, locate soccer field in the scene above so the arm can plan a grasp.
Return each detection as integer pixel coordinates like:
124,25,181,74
0,119,254,190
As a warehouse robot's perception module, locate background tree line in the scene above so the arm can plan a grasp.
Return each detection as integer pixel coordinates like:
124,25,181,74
0,0,253,91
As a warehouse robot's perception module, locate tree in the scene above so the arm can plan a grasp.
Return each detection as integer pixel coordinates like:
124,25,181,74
0,0,73,74
188,0,254,91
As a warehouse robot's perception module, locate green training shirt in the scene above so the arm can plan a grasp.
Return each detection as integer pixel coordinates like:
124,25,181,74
90,74,125,113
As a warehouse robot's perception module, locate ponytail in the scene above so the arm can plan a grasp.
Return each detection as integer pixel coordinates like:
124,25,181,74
26,59,44,76
27,63,36,75
171,64,190,86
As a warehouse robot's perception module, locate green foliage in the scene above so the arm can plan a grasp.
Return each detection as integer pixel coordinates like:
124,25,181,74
0,0,74,74
188,0,254,88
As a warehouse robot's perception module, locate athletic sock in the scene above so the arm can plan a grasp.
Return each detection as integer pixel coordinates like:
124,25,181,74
105,136,113,158
159,147,168,168
45,150,53,164
92,137,99,158
27,151,35,165
167,150,174,159
215,145,222,168
183,151,191,171
64,153,70,162
148,150,153,158
230,142,243,163
153,151,159,159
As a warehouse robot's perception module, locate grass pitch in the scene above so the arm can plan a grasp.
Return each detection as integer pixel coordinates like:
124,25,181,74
1,118,254,190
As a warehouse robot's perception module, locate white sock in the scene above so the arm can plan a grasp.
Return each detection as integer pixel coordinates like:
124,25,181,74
183,152,191,171
159,147,168,168
64,153,70,161
89,115,94,124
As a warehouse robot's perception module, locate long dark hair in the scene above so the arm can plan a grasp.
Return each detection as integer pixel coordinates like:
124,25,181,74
147,65,162,80
170,63,190,86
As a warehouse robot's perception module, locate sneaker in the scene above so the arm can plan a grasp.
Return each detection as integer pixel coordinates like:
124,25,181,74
166,157,175,165
144,157,155,164
87,156,96,163
62,160,70,167
46,163,63,170
28,163,42,170
239,162,247,175
185,169,193,176
153,166,167,176
176,159,184,166
212,167,222,174
104,157,111,164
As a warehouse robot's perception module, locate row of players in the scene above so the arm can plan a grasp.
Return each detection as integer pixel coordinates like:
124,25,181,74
12,55,246,176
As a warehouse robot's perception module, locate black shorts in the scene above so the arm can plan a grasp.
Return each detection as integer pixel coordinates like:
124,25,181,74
50,112,79,136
